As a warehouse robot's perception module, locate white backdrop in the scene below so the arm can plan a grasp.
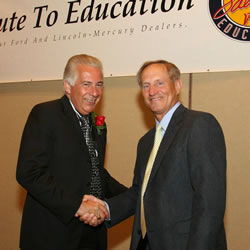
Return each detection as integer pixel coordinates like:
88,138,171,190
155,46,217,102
0,0,250,83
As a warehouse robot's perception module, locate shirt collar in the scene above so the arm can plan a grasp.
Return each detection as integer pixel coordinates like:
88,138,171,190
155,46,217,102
68,99,84,118
156,102,181,135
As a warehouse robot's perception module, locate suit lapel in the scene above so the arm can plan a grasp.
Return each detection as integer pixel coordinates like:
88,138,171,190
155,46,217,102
147,105,187,185
61,95,89,152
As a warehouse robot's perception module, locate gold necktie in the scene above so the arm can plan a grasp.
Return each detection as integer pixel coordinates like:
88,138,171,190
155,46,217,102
141,124,163,238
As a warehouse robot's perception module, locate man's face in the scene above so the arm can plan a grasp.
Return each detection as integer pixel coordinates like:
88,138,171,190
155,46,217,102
141,63,182,121
64,64,103,115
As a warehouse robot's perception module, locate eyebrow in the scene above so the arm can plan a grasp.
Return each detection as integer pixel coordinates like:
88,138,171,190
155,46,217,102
142,79,162,84
82,80,104,84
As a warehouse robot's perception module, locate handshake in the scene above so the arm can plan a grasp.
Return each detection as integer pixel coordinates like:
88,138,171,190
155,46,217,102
75,195,109,227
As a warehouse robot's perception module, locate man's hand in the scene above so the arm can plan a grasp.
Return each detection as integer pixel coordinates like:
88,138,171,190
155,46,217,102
75,195,109,226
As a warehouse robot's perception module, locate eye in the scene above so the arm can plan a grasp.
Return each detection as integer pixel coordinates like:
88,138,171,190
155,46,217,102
142,83,150,89
82,82,90,87
156,81,164,87
96,82,104,88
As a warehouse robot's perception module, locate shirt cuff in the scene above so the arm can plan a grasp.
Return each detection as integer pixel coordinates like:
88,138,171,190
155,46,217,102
104,201,111,221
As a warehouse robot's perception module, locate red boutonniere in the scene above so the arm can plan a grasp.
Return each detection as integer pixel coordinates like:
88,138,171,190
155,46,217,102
95,116,105,126
91,112,106,135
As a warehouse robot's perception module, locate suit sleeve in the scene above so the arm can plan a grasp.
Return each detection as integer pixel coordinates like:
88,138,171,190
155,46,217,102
16,105,82,225
187,113,227,250
102,168,128,198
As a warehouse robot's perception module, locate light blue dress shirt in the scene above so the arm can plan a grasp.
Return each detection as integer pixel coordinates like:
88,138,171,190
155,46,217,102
156,101,181,137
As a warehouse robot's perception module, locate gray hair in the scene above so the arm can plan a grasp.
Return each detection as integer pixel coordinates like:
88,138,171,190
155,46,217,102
63,54,103,86
137,60,181,87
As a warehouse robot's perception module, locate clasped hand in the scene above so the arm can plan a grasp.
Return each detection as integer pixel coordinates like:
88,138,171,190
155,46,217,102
75,195,109,227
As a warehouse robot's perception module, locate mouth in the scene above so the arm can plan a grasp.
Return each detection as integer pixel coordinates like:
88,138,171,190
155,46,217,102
84,98,97,104
150,97,161,103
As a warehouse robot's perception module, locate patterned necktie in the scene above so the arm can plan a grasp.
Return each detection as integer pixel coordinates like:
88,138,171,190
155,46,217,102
141,124,163,238
78,115,103,199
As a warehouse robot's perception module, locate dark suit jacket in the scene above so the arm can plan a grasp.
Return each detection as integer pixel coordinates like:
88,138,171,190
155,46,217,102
108,104,227,250
16,95,126,250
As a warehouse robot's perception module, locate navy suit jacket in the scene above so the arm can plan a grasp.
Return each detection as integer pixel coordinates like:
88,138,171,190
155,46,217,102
16,95,126,250
108,104,227,250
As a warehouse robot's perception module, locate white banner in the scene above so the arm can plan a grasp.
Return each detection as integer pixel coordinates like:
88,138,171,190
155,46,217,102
0,0,250,83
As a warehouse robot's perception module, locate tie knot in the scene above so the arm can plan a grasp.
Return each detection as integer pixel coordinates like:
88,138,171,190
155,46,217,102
156,124,162,134
156,123,161,130
79,115,90,127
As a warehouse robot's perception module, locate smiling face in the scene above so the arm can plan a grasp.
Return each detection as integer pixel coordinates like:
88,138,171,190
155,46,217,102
141,63,182,121
64,64,103,115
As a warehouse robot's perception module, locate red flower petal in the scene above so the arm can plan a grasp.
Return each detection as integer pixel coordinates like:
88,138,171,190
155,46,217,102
95,116,105,126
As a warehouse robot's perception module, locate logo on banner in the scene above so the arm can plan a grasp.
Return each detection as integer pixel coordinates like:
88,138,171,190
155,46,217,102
209,0,250,42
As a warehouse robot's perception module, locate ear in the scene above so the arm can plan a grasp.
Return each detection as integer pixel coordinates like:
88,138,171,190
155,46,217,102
64,81,71,97
174,79,182,95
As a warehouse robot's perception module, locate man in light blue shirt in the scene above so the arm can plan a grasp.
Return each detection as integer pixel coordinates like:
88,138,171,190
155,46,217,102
81,60,227,250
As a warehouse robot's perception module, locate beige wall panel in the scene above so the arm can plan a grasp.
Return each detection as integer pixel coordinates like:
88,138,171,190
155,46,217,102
192,71,250,250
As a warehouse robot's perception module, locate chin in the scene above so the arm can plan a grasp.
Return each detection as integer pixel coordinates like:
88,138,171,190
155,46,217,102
150,105,162,112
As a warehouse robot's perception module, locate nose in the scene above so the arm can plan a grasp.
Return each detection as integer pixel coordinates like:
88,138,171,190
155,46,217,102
91,85,99,97
149,84,157,96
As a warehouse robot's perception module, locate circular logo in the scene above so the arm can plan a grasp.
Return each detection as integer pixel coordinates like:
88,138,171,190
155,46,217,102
209,0,250,42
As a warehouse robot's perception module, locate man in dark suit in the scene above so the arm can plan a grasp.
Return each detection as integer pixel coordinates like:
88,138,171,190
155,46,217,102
16,54,127,250
83,60,227,250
